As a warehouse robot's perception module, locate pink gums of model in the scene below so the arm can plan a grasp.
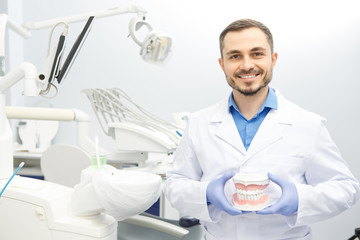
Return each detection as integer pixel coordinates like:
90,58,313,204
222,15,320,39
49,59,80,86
232,173,270,211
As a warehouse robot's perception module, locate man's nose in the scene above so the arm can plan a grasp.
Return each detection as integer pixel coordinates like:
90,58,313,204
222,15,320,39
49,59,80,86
240,56,255,71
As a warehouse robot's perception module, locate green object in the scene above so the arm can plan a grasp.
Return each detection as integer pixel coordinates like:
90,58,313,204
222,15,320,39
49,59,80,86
91,155,107,169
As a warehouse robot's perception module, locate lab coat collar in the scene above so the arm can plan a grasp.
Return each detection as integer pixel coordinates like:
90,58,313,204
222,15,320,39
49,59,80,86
210,89,293,157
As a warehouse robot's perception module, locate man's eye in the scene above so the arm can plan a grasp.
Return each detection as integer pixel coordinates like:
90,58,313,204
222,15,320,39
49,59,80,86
253,52,264,57
230,55,239,59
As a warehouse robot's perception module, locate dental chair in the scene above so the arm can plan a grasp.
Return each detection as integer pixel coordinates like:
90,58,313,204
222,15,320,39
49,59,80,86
38,143,203,240
5,86,193,240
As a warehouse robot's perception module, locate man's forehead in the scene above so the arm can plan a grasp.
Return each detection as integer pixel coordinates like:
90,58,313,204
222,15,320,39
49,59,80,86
223,28,270,53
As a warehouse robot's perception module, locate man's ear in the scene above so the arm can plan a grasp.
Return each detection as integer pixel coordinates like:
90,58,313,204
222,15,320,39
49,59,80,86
218,58,225,72
272,52,278,68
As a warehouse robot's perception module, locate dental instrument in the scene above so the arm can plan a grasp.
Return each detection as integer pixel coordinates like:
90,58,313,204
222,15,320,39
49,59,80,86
0,161,24,197
38,16,93,98
56,16,94,83
46,25,67,84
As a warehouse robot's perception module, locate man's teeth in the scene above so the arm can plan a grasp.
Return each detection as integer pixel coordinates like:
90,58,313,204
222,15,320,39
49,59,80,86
240,74,257,79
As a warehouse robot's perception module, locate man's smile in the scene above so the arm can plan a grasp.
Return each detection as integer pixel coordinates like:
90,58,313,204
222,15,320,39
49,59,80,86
238,74,260,80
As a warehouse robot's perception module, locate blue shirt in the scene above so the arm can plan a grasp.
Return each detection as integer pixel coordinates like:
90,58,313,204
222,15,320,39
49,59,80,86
228,88,278,151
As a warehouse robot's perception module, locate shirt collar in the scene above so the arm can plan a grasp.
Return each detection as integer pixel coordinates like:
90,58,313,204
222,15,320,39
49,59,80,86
228,87,278,114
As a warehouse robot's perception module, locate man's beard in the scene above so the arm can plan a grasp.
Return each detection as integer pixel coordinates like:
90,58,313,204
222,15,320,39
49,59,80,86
226,69,273,96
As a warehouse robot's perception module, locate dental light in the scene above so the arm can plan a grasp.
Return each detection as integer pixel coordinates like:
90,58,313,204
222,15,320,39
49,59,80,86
128,15,172,64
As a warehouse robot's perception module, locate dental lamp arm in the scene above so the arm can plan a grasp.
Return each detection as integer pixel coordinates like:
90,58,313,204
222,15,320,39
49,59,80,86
0,14,31,57
6,17,32,38
0,16,37,95
22,5,147,30
0,62,38,95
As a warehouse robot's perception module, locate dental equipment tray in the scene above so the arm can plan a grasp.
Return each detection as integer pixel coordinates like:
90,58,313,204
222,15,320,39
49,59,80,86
82,88,181,154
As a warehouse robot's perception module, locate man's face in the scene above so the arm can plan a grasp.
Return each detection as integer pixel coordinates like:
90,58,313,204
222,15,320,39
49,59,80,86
219,27,277,96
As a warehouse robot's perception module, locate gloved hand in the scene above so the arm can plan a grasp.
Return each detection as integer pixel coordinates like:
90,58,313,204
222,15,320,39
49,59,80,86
206,172,244,216
256,172,298,216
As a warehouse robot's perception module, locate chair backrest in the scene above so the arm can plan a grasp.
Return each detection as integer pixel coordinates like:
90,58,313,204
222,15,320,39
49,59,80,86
40,144,91,187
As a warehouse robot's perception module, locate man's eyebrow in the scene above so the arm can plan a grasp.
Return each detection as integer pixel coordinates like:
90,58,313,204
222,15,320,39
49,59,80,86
225,47,267,55
251,47,267,52
225,49,241,55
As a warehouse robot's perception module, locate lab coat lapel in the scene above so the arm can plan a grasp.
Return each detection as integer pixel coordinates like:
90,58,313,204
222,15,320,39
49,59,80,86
209,91,292,160
244,110,283,161
211,99,246,155
244,92,293,162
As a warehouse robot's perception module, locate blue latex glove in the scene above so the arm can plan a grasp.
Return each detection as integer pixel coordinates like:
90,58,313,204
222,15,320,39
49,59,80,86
206,172,244,216
256,172,299,216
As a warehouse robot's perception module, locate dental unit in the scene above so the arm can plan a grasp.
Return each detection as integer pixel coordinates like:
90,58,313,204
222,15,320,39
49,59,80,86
0,6,188,240
232,173,270,211
82,88,183,168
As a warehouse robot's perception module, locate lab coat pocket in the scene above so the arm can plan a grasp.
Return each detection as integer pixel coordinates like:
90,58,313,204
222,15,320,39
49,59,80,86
259,214,312,239
261,154,306,181
254,154,306,207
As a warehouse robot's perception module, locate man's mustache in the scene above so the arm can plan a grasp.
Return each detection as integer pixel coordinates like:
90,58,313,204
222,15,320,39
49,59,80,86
234,69,263,77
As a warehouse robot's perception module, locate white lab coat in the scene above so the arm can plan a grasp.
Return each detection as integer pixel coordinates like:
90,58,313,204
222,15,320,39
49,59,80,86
164,90,360,240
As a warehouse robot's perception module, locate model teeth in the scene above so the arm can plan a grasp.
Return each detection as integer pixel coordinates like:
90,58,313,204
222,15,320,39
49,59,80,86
236,185,268,201
238,189,261,195
238,192,265,200
232,173,270,208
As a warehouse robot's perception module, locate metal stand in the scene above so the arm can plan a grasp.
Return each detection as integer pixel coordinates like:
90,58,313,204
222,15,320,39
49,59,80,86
348,227,360,240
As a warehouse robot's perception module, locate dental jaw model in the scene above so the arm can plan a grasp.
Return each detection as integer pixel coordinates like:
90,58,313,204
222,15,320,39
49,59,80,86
232,173,270,211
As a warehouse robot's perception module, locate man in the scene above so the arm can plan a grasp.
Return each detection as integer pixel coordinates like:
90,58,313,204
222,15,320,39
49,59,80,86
164,19,360,240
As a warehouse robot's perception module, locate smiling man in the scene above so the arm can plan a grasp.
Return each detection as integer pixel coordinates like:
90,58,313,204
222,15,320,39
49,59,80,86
164,19,360,240
220,27,276,96
219,22,278,121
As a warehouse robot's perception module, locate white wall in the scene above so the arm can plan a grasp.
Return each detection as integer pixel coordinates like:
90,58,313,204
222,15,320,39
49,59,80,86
5,0,360,239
